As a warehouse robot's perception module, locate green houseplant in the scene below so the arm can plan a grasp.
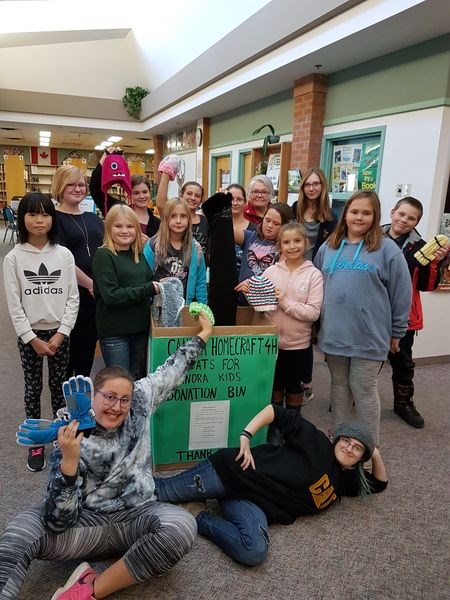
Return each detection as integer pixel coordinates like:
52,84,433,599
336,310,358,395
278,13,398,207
252,124,280,174
122,86,149,119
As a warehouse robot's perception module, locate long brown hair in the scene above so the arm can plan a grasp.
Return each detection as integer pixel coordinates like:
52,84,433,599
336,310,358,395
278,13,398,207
155,197,193,267
295,168,333,223
327,190,382,252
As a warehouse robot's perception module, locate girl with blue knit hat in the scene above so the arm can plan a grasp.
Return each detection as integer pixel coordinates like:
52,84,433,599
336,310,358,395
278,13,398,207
313,190,412,444
155,405,387,566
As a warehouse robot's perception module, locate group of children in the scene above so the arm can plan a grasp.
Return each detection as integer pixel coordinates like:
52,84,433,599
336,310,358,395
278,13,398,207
1,160,448,598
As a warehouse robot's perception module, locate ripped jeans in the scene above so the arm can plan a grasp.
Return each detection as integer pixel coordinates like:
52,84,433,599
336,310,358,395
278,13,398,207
154,459,269,566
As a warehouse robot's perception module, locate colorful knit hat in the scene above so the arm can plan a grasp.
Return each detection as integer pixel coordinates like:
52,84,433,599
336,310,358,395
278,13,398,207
246,275,277,312
101,152,132,215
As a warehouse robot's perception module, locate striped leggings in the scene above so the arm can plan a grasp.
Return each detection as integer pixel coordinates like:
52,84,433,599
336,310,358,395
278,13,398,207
0,501,197,599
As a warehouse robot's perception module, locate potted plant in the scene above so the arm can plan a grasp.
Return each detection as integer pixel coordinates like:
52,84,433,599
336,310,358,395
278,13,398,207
252,124,280,174
122,86,149,119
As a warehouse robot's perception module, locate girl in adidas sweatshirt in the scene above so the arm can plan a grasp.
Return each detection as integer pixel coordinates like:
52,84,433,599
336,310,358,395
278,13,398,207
263,222,323,435
313,191,411,444
3,193,79,471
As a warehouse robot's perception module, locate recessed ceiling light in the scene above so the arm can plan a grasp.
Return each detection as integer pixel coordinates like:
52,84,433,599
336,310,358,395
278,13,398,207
145,149,155,154
39,131,51,137
40,141,50,146
95,145,105,150
107,136,123,143
100,141,110,147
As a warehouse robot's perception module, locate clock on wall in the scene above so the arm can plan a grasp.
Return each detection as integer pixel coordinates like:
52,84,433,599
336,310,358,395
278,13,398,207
195,127,203,147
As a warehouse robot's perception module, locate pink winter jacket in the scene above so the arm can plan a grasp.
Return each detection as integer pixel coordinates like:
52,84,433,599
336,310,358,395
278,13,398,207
264,260,323,350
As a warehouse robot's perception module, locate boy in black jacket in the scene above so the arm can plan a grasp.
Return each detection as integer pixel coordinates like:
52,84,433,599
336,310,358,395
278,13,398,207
383,197,449,427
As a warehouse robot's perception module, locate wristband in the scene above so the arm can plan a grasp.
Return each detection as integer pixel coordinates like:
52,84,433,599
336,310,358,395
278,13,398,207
240,429,252,440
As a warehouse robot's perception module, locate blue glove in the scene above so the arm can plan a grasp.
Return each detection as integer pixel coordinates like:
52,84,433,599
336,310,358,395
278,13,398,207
16,375,96,447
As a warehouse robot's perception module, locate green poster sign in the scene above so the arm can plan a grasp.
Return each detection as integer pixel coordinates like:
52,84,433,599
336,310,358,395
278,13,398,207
150,333,278,467
358,141,380,191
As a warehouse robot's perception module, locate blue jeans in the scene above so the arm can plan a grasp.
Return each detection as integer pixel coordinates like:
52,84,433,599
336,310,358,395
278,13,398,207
155,459,270,566
99,331,148,380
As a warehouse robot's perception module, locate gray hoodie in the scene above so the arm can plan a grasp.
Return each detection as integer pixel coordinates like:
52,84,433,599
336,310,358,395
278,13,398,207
314,237,412,361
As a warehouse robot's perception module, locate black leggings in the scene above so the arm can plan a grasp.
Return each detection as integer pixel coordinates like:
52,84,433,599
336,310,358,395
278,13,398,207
273,346,313,395
17,329,69,419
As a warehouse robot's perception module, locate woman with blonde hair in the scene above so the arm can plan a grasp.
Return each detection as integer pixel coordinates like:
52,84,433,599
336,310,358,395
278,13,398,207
93,204,159,379
144,197,207,303
53,164,104,377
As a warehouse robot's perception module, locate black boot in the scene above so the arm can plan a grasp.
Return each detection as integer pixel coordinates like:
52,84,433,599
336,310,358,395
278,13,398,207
393,383,424,428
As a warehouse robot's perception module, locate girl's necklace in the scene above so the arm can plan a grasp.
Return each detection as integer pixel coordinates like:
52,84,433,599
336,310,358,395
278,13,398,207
69,214,91,257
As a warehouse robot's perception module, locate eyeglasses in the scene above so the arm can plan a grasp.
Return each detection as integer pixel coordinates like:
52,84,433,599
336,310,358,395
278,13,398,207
304,182,321,188
66,183,87,190
251,190,269,197
231,197,245,203
339,437,364,454
96,390,132,408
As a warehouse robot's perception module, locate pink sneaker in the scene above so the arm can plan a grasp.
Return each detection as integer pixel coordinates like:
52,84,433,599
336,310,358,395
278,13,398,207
51,562,98,599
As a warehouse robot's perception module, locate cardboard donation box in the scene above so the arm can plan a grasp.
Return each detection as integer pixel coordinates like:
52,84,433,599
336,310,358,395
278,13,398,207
150,307,277,470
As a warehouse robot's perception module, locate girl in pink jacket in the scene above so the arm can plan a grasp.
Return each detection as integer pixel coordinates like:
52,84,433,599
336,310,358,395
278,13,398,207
264,222,323,444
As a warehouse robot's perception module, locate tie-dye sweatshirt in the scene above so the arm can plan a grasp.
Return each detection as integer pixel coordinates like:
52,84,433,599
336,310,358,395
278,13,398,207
41,336,205,534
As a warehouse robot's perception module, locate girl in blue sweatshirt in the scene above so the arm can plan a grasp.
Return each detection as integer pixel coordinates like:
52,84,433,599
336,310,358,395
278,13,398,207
313,191,411,444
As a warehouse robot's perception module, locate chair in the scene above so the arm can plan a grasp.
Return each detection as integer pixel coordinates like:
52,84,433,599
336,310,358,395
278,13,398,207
2,206,18,245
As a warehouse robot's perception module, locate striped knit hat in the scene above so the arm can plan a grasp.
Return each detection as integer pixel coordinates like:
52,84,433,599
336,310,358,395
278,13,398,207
246,275,277,312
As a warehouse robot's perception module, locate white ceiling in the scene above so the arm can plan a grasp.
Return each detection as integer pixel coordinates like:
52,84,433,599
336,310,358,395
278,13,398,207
0,0,448,153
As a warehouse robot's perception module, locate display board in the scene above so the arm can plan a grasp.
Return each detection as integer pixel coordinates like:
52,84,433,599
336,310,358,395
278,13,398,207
150,309,277,469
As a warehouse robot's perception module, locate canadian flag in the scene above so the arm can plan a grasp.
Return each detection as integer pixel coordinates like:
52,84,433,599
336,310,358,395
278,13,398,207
31,147,58,165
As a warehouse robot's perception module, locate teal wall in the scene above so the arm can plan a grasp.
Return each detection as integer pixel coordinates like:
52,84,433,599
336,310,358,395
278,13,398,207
209,90,293,147
325,35,450,125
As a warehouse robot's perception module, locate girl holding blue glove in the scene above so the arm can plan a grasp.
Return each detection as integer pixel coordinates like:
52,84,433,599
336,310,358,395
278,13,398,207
1,312,213,600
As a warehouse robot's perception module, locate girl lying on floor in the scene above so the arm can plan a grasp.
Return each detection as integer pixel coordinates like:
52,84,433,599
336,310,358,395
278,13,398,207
155,404,387,566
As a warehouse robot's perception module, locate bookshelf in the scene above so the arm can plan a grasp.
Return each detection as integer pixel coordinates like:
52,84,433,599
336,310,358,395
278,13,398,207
26,165,57,195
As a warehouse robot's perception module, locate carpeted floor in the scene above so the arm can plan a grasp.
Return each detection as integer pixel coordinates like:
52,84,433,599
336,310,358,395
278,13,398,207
0,227,448,600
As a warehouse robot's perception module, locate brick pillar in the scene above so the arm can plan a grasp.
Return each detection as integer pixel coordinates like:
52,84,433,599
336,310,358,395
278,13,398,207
291,74,327,174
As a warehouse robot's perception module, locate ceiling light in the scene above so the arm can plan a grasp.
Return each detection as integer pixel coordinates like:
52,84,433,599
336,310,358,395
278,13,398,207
39,130,51,137
95,145,106,150
40,141,50,146
100,141,111,147
107,136,123,143
145,149,155,154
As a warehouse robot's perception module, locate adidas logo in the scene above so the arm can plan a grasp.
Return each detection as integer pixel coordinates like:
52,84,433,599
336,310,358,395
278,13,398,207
24,263,63,295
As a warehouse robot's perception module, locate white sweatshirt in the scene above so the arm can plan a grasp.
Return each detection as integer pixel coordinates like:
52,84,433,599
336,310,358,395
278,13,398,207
3,242,79,344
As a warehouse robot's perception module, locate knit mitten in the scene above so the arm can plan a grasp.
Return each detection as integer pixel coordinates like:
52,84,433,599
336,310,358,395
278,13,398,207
189,302,215,326
414,234,449,265
152,277,185,327
158,155,185,184
246,275,278,311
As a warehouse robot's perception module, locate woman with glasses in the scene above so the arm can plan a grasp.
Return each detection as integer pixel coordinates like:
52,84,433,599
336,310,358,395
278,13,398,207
243,175,274,225
53,165,104,378
292,168,337,261
0,312,214,600
155,404,387,566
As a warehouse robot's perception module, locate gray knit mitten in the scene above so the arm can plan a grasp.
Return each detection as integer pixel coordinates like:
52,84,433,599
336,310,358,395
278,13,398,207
152,277,185,327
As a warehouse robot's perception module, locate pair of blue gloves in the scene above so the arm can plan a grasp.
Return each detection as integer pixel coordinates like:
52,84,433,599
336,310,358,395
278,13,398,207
16,376,96,447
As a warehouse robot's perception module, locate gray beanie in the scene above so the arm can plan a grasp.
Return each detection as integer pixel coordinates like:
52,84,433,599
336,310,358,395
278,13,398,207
333,420,374,462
